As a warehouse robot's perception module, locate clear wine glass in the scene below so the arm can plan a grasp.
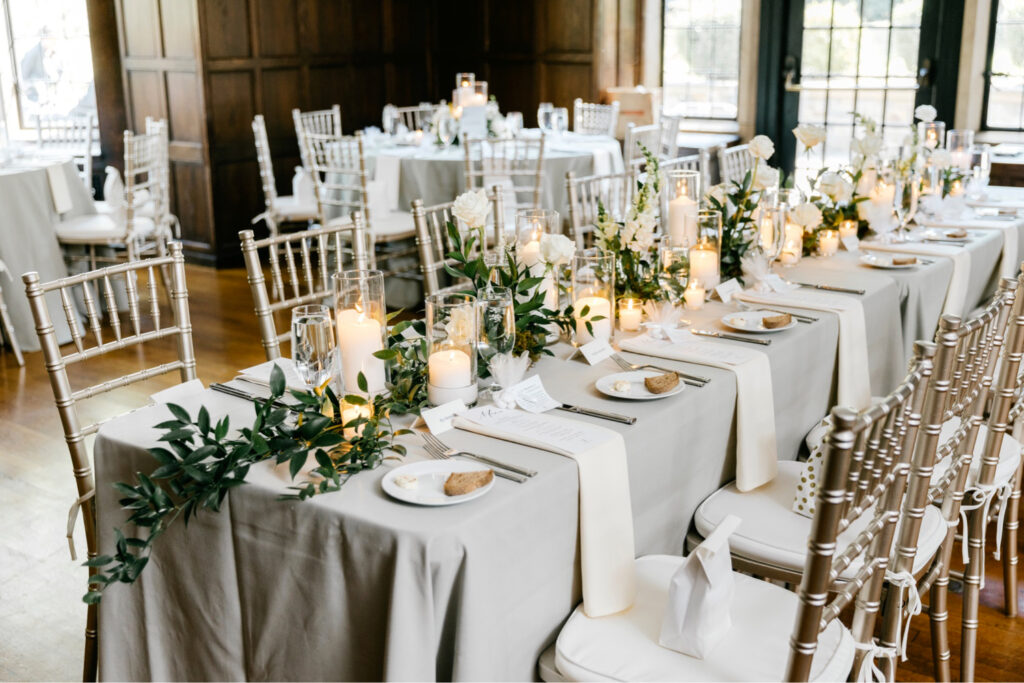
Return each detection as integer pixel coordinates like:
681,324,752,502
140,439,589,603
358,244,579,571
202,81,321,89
892,171,920,243
477,287,515,371
437,114,458,149
537,102,554,132
291,304,335,391
553,107,569,136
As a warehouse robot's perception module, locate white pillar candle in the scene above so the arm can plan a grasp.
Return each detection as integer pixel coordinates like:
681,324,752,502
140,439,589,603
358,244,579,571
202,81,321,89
541,271,558,309
949,179,964,197
520,239,542,271
427,348,477,405
336,308,386,394
340,403,372,439
950,151,971,171
870,182,895,206
574,295,612,344
818,229,839,256
618,299,642,332
688,245,720,289
668,195,698,247
684,282,705,310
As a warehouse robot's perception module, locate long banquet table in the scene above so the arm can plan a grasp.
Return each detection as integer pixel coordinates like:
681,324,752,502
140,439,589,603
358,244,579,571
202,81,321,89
93,190,1024,681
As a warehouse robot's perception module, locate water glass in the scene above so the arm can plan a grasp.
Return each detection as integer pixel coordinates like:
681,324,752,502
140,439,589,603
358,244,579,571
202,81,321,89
477,287,516,369
553,108,569,135
968,144,991,198
437,114,458,149
537,102,554,131
291,304,335,391
658,243,689,303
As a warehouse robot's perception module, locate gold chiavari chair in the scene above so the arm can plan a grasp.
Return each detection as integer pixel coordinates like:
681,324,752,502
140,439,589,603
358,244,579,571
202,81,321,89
21,242,197,682
718,143,756,185
292,104,343,169
660,151,713,194
411,189,505,297
239,215,370,361
565,168,637,248
541,343,941,681
37,112,97,193
384,103,434,133
624,115,681,166
462,136,545,214
572,98,619,136
56,128,170,274
251,114,318,238
916,275,1024,681
143,117,180,240
0,259,24,366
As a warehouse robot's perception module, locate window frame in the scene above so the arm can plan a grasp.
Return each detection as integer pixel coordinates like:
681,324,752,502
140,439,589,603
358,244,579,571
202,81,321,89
980,0,1024,132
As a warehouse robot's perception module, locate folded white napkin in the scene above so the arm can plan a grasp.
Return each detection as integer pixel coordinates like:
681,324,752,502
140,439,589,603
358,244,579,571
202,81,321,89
238,358,308,392
292,167,316,207
735,289,871,410
149,378,206,405
47,163,73,214
918,215,1021,278
659,514,742,658
453,406,636,617
619,332,778,491
861,241,971,316
373,153,403,213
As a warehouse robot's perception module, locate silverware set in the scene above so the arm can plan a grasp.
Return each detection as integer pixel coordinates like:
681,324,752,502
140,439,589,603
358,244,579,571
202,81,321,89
556,403,637,424
211,382,297,412
610,352,710,388
792,281,865,296
691,329,772,345
420,432,533,483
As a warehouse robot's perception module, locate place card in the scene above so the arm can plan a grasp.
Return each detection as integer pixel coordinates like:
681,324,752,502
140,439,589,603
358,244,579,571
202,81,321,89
714,278,742,303
509,375,561,413
841,235,860,251
418,399,467,435
579,338,614,365
764,274,795,293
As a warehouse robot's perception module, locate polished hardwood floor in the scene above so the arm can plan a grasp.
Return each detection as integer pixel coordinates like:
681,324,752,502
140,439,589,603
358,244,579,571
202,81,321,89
0,264,1021,680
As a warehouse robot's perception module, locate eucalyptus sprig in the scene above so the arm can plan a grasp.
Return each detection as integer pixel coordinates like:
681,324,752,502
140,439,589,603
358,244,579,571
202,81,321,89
84,365,410,604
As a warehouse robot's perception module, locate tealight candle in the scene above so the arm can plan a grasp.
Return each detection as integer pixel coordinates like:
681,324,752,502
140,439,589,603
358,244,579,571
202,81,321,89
619,298,642,332
574,295,612,344
818,229,839,256
684,281,705,310
949,179,964,197
336,308,386,394
427,347,477,405
688,242,719,289
519,226,543,271
839,219,858,240
340,402,372,439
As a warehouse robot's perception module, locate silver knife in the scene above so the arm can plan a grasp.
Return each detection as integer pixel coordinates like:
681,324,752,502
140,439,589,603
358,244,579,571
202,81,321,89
792,282,866,296
921,238,970,245
557,404,637,424
692,329,772,345
452,451,537,478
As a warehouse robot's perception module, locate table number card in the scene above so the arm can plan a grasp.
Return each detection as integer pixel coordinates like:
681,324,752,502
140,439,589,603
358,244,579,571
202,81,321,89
714,278,742,304
417,399,467,434
579,338,614,365
508,375,561,413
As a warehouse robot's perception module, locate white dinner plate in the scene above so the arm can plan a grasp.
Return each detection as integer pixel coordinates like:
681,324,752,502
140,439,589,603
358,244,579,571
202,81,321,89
595,370,686,401
860,253,920,269
919,228,970,241
382,460,495,506
721,310,798,334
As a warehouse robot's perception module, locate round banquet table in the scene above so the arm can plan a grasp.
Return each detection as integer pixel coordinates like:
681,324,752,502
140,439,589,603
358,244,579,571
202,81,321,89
362,129,625,218
0,159,95,351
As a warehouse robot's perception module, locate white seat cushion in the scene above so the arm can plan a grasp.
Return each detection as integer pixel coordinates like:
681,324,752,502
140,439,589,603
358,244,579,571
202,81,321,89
96,197,156,218
55,213,156,243
371,210,415,241
695,461,947,578
553,556,854,682
272,194,318,222
933,420,1023,489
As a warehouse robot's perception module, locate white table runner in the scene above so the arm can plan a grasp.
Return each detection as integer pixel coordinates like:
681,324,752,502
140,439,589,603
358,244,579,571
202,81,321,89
735,289,871,411
454,406,636,618
861,240,971,316
619,331,778,491
917,216,1022,278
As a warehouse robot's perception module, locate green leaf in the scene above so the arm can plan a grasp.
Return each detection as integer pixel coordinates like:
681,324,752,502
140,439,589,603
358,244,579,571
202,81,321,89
166,403,191,423
197,406,210,435
297,414,332,440
214,416,230,440
288,451,308,479
159,428,194,443
357,372,368,393
83,555,113,567
83,591,103,605
315,450,334,470
269,364,286,397
311,432,345,448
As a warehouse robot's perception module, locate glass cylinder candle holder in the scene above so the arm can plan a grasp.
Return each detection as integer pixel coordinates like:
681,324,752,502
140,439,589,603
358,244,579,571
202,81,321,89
477,286,516,369
537,102,554,130
918,121,945,150
969,144,992,196
684,279,705,310
472,82,488,106
779,217,804,266
664,169,700,247
947,129,975,170
618,297,643,332
839,219,858,241
756,206,784,259
658,243,690,303
687,210,721,289
425,293,479,406
818,229,839,256
456,72,475,88
332,270,387,397
571,249,614,345
515,209,559,274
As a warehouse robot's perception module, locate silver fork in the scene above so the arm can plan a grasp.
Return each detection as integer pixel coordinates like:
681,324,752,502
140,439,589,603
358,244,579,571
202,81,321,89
610,353,709,387
421,432,534,480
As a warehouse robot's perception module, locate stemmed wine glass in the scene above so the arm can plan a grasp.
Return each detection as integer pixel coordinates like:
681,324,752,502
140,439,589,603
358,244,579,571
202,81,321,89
291,304,335,392
892,170,920,243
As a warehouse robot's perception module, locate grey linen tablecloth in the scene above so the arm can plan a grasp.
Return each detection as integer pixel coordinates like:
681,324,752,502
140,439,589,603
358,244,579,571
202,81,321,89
95,309,845,681
0,160,93,350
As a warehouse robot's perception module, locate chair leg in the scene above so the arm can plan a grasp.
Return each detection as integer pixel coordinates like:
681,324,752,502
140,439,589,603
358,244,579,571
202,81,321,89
0,287,24,366
83,598,98,681
930,537,955,682
1004,460,1023,617
155,238,172,300
960,507,987,682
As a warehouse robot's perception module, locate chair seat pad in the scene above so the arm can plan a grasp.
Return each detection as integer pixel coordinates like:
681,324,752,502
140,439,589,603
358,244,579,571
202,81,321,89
273,195,318,221
56,213,155,243
694,461,946,578
371,210,415,241
933,420,1022,489
553,556,854,682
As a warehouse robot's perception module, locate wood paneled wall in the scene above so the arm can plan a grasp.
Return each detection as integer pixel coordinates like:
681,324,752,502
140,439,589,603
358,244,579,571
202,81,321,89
97,0,631,265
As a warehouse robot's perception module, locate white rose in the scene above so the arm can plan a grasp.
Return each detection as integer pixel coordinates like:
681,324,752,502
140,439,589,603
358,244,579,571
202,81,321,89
629,224,655,253
490,114,507,137
538,233,574,266
790,202,823,228
930,148,952,170
748,135,775,160
751,160,779,191
451,189,489,228
834,178,854,204
860,132,883,156
792,123,826,150
914,104,937,123
818,172,844,200
443,305,475,346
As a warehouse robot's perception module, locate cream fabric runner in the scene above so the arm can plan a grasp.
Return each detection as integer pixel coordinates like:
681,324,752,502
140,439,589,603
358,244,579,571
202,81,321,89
735,289,871,410
861,240,970,316
917,216,1021,278
46,163,73,214
619,331,778,491
372,153,404,213
453,406,636,618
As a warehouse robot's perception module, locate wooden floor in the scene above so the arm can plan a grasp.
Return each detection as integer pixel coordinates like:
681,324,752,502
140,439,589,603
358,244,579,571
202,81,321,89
0,265,1021,681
